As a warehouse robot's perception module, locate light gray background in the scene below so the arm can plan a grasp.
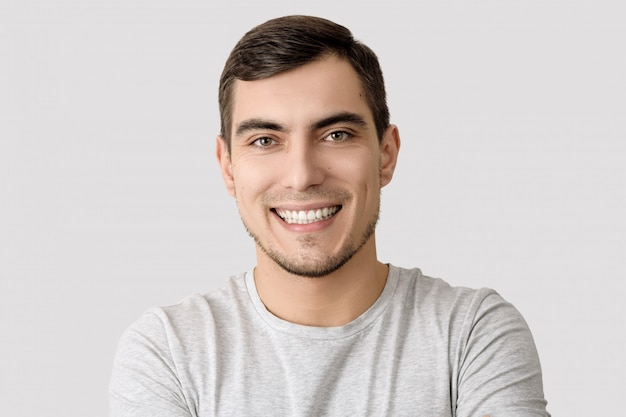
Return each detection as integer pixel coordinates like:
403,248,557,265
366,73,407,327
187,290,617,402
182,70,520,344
1,0,624,415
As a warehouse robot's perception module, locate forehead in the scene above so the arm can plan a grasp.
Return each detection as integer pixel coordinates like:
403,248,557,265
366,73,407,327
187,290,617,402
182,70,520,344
230,56,373,130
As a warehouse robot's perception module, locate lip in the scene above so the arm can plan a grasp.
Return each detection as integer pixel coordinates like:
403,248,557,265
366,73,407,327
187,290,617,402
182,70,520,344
272,202,341,211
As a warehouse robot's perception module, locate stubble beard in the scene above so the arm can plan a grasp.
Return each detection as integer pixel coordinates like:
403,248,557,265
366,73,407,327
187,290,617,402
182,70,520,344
241,201,380,278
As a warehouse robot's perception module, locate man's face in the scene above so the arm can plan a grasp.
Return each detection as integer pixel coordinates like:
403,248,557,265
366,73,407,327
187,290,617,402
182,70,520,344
217,55,399,277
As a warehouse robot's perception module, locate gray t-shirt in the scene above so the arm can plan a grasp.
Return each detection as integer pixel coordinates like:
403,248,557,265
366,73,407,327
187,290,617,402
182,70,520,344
110,265,549,416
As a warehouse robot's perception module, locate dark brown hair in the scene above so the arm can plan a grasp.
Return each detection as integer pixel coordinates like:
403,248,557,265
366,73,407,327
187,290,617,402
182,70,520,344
218,15,390,151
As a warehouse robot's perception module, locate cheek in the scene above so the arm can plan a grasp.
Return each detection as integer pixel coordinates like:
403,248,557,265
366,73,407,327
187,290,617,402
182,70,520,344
232,164,268,199
343,155,380,185
329,149,376,174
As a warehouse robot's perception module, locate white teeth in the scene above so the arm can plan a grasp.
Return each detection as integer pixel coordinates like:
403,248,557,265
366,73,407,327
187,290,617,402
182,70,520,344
276,206,339,224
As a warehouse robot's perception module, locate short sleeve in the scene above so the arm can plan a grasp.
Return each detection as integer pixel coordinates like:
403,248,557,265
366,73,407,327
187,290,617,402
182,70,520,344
109,312,193,417
455,291,550,417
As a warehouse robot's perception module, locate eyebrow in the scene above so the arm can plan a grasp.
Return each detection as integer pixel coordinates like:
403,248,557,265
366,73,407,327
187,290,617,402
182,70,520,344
234,119,286,137
310,112,368,131
234,112,369,138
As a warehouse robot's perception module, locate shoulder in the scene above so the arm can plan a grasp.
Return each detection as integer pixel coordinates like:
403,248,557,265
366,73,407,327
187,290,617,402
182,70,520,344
120,272,250,348
110,276,249,416
392,265,502,316
389,265,531,343
390,266,548,413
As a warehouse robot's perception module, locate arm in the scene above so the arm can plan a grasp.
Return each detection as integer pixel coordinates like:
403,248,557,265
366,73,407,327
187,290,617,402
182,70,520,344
109,312,193,417
455,292,550,417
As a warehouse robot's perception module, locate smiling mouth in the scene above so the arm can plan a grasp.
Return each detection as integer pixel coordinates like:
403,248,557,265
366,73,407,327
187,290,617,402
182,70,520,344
273,206,341,225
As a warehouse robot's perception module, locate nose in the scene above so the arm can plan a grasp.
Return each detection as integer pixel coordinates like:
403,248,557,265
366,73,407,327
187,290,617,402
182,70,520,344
278,139,325,191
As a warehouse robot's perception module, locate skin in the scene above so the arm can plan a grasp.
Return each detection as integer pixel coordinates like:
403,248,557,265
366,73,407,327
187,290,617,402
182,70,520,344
216,55,400,327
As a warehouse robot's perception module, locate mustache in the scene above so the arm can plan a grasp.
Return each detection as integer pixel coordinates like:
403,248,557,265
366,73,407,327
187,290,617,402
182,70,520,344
260,188,351,206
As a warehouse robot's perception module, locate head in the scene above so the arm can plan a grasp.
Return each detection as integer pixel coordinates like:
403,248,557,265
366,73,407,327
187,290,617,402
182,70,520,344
218,15,390,153
216,16,400,279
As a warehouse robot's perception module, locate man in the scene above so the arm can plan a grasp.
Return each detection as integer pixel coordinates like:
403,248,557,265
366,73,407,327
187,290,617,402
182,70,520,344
110,15,549,416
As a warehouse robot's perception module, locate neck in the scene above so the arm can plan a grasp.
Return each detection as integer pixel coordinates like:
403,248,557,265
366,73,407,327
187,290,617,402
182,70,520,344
253,239,388,327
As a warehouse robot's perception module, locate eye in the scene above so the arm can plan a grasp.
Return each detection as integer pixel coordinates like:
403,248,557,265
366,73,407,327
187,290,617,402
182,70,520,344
252,136,275,147
324,131,351,142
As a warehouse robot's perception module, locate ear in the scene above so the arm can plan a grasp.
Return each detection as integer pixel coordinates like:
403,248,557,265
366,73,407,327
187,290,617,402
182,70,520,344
379,124,401,187
216,135,236,197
